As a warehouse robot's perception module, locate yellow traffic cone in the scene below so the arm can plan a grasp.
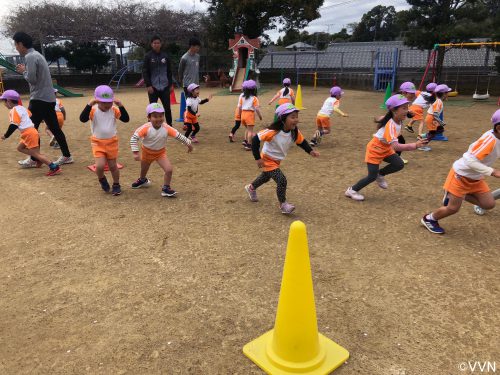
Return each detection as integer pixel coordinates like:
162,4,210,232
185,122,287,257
295,85,306,110
243,221,349,374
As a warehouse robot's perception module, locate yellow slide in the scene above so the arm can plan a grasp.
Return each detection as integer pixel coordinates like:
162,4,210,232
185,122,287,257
231,67,246,91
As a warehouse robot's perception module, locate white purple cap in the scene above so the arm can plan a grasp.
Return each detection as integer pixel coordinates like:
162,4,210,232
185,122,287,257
94,85,114,102
492,109,500,126
330,86,343,97
187,83,200,93
400,81,417,94
275,103,299,118
146,102,165,115
426,82,437,92
385,94,410,110
435,84,452,93
283,78,291,85
0,89,20,102
245,80,257,89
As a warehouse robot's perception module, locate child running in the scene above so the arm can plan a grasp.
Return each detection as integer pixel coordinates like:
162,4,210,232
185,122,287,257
1,90,60,176
183,83,212,143
130,103,193,197
46,89,66,149
228,81,247,143
239,79,262,151
421,109,500,234
345,94,428,201
268,78,295,106
406,82,436,136
396,81,419,164
423,84,450,150
79,85,129,196
310,86,348,146
244,103,319,214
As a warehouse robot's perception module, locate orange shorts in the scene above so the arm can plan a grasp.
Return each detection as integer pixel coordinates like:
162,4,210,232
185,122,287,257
241,110,255,127
425,114,438,131
56,112,64,128
234,107,241,121
141,146,166,163
184,111,198,124
20,127,39,149
261,153,281,172
409,105,423,121
278,98,292,105
443,168,490,198
365,137,395,164
316,116,331,129
91,136,118,159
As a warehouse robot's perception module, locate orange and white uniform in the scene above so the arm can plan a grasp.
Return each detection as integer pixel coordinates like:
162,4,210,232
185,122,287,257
130,122,191,163
55,98,64,128
238,95,260,126
276,87,295,105
257,128,305,171
409,90,431,121
184,97,202,124
444,130,500,197
365,119,401,164
89,106,122,159
8,105,38,149
316,97,344,129
425,98,443,131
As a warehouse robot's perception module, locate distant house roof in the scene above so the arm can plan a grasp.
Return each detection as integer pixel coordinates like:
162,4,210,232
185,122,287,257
285,42,315,50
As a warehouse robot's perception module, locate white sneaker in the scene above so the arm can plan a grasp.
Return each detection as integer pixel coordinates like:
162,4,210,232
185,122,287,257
18,156,31,165
376,175,388,189
418,146,432,152
19,159,40,168
345,187,365,201
55,155,74,165
473,205,486,216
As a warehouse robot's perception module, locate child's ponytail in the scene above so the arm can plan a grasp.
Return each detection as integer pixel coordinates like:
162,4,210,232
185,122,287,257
375,111,393,129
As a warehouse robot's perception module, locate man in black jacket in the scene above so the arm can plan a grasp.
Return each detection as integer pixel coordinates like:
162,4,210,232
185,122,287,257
142,35,173,125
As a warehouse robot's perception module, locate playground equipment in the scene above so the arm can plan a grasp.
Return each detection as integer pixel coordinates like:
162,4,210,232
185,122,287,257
228,33,260,92
0,68,4,94
109,61,143,90
176,91,187,122
373,48,398,91
243,221,349,374
0,52,83,97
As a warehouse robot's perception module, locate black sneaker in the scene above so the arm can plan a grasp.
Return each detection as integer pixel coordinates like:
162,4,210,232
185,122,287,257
99,177,110,192
132,177,151,189
112,183,121,196
161,185,177,197
405,125,414,133
309,139,317,147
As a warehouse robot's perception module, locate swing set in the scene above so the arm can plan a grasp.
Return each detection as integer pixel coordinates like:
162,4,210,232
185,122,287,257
418,42,499,100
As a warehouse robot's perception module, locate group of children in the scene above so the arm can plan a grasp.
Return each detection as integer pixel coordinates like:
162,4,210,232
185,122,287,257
1,78,498,233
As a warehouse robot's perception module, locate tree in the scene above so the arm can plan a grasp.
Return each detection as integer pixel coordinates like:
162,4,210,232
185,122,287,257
44,44,68,75
330,28,352,43
352,5,399,42
64,42,110,74
281,29,301,47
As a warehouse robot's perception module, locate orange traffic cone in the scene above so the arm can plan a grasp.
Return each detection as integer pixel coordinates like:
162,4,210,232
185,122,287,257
170,87,179,105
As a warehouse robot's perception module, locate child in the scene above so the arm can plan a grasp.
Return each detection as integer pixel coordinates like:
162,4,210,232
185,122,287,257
244,103,319,214
423,84,450,150
130,103,193,197
310,86,348,146
421,109,500,234
406,82,436,136
345,94,428,201
1,90,60,176
396,81,419,164
228,81,247,143
238,80,263,151
79,85,129,196
183,83,212,143
46,89,66,149
268,78,295,106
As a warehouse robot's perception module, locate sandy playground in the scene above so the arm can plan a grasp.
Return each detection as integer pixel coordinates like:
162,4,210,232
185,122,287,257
0,86,498,374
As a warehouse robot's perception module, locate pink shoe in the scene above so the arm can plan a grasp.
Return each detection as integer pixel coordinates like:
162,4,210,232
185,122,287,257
280,202,295,214
245,184,258,202
229,133,234,142
190,136,199,143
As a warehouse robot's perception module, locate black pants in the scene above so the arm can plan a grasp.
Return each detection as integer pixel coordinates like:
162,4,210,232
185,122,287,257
148,87,172,125
352,154,404,192
30,99,71,158
397,135,405,156
185,123,200,138
231,120,241,135
252,168,287,203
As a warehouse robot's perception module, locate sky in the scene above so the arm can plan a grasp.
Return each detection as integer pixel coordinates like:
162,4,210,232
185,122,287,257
0,0,411,55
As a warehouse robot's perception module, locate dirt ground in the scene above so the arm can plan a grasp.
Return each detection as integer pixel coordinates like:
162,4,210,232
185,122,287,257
0,85,498,375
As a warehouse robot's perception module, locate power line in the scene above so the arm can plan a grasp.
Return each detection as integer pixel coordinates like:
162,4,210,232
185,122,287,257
320,0,362,11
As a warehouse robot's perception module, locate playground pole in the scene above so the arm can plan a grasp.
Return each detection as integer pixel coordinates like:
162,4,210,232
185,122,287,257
313,72,317,90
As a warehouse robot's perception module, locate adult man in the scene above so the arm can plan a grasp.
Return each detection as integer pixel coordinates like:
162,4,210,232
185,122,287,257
142,35,173,125
178,38,201,95
13,31,73,166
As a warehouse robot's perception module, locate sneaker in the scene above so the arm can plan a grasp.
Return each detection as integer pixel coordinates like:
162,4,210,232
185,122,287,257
132,177,151,189
161,185,177,197
242,140,249,146
55,155,74,165
280,202,296,214
421,215,445,234
473,205,486,216
190,136,199,143
245,184,258,202
345,187,365,201
314,130,322,144
112,183,121,196
99,177,110,192
49,136,56,146
376,174,388,189
19,158,40,168
53,142,60,149
402,158,408,164
229,133,234,143
244,145,252,151
46,165,61,176
309,139,317,147
418,146,432,152
18,156,31,165
405,125,414,133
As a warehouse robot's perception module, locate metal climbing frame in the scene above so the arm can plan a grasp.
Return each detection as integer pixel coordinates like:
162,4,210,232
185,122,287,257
373,48,398,91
